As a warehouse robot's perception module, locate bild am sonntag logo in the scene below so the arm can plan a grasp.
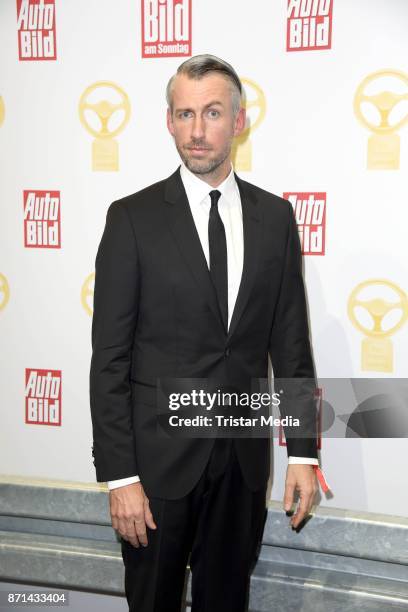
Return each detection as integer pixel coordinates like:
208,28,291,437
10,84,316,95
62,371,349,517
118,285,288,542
141,0,192,58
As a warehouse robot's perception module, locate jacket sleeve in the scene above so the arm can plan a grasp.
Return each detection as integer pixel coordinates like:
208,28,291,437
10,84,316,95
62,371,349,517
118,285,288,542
89,200,140,482
268,201,318,460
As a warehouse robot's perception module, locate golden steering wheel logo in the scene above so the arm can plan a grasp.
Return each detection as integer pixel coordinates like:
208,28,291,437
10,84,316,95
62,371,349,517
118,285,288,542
0,273,10,310
78,81,131,171
354,69,408,170
0,96,5,127
81,273,95,316
348,279,408,372
232,78,266,172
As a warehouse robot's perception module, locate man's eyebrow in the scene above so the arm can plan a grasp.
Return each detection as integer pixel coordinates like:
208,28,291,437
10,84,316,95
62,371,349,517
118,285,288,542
174,101,224,113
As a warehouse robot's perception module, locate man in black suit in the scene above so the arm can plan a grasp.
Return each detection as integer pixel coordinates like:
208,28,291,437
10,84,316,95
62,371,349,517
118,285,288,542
90,54,320,612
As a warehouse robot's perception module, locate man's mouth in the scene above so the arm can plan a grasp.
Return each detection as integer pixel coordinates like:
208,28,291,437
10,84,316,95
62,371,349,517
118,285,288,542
187,146,211,153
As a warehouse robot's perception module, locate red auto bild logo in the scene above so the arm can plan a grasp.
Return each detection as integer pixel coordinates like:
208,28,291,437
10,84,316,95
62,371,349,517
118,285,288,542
16,0,57,60
23,190,61,248
286,0,333,51
25,368,62,426
284,192,326,255
141,0,192,58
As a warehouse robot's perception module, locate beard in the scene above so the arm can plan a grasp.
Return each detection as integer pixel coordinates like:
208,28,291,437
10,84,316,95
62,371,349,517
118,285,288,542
175,138,232,176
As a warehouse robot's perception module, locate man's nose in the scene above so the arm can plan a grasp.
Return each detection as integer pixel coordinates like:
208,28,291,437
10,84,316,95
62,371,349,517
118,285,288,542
191,115,205,140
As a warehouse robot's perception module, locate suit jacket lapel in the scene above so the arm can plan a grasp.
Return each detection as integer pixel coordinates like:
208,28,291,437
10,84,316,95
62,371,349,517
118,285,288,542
163,167,262,340
227,173,261,340
163,167,227,334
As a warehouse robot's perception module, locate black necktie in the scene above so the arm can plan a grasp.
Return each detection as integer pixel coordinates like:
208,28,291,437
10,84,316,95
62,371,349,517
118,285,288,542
208,190,228,331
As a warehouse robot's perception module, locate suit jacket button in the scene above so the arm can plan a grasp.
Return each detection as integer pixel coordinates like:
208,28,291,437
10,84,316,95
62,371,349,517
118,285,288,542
224,347,231,357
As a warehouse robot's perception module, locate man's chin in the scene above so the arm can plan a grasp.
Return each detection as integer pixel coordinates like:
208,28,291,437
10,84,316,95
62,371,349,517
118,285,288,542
184,157,219,175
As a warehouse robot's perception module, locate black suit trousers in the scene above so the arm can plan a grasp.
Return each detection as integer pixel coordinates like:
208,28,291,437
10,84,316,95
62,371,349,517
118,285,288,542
120,437,268,612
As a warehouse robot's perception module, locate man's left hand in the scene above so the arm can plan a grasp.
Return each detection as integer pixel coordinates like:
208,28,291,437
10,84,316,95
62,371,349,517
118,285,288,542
283,464,318,529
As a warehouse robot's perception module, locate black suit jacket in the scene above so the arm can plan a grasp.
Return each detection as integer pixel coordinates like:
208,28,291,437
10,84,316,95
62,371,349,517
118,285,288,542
89,166,318,499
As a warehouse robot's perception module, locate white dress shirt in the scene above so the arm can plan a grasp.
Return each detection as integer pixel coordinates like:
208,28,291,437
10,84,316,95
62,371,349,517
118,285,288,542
107,163,318,490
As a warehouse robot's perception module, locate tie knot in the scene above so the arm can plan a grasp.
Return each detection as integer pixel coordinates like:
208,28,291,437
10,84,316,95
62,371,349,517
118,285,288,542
209,190,221,208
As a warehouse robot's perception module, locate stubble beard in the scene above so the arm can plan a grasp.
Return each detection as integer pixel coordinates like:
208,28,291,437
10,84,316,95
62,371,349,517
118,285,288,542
176,138,232,178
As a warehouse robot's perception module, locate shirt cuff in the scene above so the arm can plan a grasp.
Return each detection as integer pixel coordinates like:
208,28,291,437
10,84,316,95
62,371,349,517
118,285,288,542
107,475,140,490
288,456,319,465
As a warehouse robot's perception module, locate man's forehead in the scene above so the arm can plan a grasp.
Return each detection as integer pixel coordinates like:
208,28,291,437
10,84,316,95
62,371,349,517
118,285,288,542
172,73,231,101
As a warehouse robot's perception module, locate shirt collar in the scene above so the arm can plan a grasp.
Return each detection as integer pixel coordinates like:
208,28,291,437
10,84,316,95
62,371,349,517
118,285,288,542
180,162,237,208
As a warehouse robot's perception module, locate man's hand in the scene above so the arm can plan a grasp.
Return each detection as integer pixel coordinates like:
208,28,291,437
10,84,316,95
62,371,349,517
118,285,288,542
283,464,318,529
109,482,157,548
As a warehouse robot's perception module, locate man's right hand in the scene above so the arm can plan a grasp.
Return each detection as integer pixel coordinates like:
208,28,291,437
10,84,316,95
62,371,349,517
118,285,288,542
109,482,157,548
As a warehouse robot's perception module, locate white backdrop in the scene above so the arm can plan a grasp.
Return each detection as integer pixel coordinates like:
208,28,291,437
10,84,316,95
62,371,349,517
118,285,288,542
1,0,407,516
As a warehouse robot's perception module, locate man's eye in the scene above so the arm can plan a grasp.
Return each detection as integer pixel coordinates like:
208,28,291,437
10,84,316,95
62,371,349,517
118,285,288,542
208,110,219,118
180,111,192,119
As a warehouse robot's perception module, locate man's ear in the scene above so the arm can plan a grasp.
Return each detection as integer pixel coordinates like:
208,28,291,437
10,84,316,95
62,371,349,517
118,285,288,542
233,107,246,137
167,108,175,137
